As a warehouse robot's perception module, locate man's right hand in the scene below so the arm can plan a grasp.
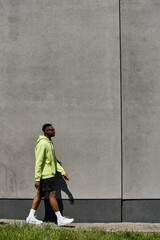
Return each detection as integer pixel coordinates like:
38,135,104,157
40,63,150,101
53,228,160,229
34,181,40,190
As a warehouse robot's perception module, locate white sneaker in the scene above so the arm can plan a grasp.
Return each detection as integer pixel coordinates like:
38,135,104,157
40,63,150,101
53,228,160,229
26,215,43,225
57,217,74,226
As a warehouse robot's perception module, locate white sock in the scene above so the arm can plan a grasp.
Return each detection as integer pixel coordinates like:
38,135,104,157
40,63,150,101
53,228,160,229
28,209,36,218
55,211,63,220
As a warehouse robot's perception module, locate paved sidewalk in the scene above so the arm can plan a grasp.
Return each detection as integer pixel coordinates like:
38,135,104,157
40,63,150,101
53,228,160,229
1,219,160,232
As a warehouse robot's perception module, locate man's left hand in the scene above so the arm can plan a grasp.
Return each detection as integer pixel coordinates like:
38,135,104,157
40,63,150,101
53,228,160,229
63,173,70,181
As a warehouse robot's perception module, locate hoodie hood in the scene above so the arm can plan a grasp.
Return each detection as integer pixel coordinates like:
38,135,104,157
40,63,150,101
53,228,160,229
36,135,51,145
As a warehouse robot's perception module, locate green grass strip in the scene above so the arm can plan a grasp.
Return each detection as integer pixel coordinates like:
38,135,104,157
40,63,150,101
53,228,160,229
1,224,160,240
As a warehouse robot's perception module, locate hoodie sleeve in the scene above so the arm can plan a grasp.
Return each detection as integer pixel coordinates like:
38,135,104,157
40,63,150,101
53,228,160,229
55,155,65,175
35,143,46,181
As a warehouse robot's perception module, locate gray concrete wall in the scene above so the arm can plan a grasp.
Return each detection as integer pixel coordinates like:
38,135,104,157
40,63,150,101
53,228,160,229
0,0,121,199
122,0,160,199
1,0,160,222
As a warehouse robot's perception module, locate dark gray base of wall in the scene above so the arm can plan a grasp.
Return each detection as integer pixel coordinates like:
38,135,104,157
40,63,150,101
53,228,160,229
1,199,160,222
122,200,160,223
0,199,121,223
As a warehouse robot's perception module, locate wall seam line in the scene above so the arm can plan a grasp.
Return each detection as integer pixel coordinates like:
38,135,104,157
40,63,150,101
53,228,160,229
119,0,123,222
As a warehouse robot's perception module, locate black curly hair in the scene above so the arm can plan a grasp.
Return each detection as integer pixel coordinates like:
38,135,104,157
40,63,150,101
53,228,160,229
42,123,52,132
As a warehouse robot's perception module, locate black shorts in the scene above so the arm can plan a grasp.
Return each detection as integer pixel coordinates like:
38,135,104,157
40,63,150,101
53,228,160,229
39,177,56,192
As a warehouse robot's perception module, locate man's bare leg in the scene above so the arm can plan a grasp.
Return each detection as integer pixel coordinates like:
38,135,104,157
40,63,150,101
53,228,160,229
48,190,59,212
48,190,64,221
26,190,45,224
48,190,74,226
31,190,45,210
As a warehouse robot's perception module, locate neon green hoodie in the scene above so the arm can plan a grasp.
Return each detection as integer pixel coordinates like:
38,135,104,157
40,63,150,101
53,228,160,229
35,135,65,181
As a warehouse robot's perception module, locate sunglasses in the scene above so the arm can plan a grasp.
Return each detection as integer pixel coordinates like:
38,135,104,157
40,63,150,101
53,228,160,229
47,129,55,131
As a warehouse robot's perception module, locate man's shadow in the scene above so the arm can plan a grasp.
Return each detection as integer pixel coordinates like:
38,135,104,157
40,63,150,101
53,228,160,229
43,162,74,222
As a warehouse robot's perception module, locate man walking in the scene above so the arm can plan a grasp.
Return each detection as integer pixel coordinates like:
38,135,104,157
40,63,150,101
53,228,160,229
26,123,74,226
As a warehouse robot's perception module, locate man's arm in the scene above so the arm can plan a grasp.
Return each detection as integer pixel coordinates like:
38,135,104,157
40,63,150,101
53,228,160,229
35,144,46,188
63,173,70,181
56,157,70,181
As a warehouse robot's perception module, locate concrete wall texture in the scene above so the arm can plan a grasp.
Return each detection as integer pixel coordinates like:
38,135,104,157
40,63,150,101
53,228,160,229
0,0,160,222
122,0,160,200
